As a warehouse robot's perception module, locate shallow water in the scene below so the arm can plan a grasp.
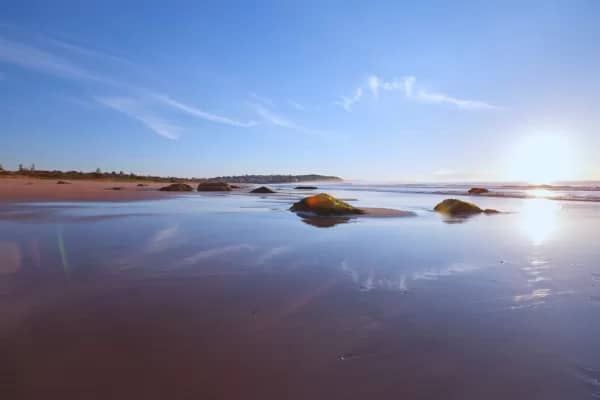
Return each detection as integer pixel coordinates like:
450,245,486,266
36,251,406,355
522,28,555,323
1,190,600,399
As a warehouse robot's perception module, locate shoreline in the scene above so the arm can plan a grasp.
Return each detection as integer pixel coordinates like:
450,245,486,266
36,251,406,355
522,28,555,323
0,178,415,219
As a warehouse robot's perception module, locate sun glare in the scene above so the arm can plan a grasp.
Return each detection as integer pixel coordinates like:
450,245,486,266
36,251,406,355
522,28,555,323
518,199,561,245
505,135,578,184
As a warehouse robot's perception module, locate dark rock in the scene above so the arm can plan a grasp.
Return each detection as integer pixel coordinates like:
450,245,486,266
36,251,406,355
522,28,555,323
197,182,232,192
250,186,276,194
290,193,364,216
434,198,499,216
468,187,489,194
295,186,318,190
230,185,241,189
56,180,71,184
106,187,123,191
136,183,147,187
159,183,194,192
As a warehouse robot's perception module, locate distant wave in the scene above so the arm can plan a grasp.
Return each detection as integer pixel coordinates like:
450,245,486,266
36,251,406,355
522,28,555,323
284,181,600,203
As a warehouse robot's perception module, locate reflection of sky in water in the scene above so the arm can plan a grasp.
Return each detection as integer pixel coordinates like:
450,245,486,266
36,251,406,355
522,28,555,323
1,192,599,304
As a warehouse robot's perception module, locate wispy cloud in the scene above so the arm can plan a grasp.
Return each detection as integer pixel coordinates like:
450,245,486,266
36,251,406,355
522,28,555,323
252,101,335,137
95,96,182,140
154,94,257,128
0,36,112,84
249,92,274,107
254,103,293,128
288,99,305,111
335,87,363,112
0,34,261,138
414,88,497,110
340,74,497,111
45,37,141,72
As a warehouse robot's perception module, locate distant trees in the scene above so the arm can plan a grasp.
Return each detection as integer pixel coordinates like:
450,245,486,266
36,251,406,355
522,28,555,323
96,168,102,174
18,164,24,172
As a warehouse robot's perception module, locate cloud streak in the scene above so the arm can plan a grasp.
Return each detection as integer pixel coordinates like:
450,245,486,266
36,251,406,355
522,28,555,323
339,74,497,111
154,94,257,128
335,87,363,112
95,96,182,140
0,36,114,84
252,101,335,137
254,103,293,128
0,35,260,138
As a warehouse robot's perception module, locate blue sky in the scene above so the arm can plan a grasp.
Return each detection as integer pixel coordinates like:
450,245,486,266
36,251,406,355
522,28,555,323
1,0,599,181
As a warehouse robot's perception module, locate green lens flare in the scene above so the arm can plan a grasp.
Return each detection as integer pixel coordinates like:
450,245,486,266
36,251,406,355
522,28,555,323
57,226,70,275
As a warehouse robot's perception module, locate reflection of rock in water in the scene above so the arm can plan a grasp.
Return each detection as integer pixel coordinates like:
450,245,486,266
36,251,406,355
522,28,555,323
441,215,475,224
295,213,352,228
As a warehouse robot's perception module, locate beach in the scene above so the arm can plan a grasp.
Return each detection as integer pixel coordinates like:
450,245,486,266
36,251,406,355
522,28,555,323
2,179,600,399
0,177,177,202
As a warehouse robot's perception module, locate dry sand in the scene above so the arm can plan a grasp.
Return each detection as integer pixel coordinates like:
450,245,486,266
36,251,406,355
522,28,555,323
0,177,184,202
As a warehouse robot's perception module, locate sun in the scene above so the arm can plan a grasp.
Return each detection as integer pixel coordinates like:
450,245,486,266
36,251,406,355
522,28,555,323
505,135,578,184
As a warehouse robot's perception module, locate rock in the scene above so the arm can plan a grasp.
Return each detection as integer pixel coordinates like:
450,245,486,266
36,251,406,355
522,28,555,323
468,187,489,194
197,182,232,192
295,186,318,190
106,187,123,191
434,198,499,216
56,180,71,184
159,183,194,192
136,183,147,187
230,185,241,189
290,193,364,216
250,186,276,194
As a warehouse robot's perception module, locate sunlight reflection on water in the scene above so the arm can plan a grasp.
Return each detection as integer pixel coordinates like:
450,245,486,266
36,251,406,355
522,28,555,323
518,198,561,245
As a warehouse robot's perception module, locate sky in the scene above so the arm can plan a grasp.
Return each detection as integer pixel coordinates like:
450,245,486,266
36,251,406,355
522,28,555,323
1,0,599,182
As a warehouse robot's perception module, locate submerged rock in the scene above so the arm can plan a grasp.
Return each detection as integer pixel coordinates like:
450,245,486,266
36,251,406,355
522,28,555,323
468,187,489,194
250,186,276,194
434,198,498,216
197,182,232,192
290,193,364,216
159,183,194,192
295,186,318,190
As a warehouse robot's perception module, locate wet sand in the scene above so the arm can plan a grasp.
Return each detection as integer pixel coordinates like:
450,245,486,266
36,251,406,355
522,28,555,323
4,268,589,400
0,177,175,202
1,188,600,399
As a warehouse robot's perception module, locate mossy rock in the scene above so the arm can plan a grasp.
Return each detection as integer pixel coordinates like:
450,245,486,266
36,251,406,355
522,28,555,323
290,193,364,216
468,187,489,194
434,198,498,216
159,183,194,192
251,186,276,194
197,182,232,192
